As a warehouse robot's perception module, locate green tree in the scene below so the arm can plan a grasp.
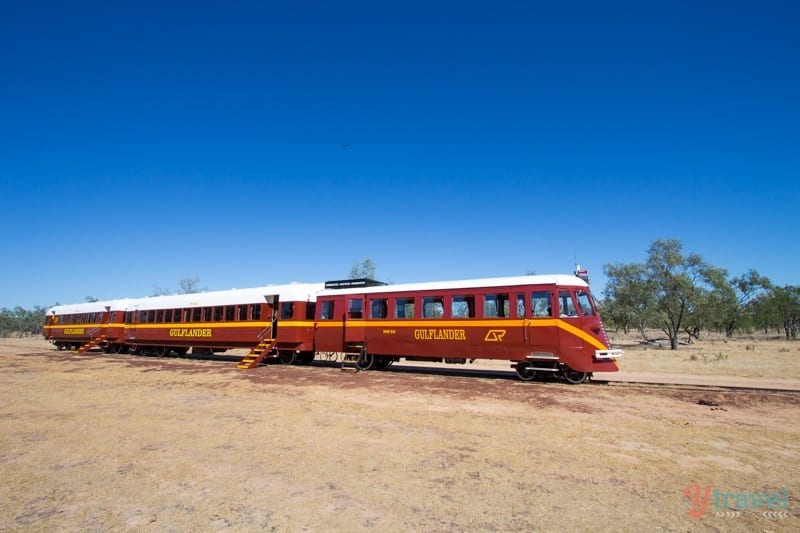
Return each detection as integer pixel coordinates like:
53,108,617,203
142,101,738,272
602,262,654,337
178,277,205,294
714,270,773,337
645,239,726,349
757,285,800,340
350,258,376,280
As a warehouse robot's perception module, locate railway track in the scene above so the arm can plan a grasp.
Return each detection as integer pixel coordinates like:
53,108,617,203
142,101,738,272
591,379,800,396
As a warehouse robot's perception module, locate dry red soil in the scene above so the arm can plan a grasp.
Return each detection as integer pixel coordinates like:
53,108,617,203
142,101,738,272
1,337,799,531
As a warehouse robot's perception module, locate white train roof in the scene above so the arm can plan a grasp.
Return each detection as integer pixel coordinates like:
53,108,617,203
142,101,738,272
126,282,324,311
47,298,134,315
46,275,589,315
48,283,325,314
319,274,589,296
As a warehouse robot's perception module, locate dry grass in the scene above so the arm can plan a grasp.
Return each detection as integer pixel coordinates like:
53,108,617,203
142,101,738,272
608,331,800,379
1,337,798,531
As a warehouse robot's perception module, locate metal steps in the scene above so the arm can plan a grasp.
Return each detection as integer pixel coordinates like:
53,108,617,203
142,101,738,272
341,343,365,373
74,334,106,354
237,338,278,369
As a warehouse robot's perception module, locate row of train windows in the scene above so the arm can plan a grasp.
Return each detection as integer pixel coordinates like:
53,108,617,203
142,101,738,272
53,312,104,324
320,291,596,320
127,305,263,324
54,302,317,325
279,302,316,320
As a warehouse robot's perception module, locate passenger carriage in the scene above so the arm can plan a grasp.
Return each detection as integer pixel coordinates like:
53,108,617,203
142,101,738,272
313,275,622,383
44,299,131,352
119,283,323,359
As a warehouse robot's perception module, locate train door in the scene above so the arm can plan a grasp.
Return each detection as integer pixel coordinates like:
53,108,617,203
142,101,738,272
313,297,345,353
126,305,138,342
102,305,111,333
264,295,278,340
344,296,366,349
527,289,560,356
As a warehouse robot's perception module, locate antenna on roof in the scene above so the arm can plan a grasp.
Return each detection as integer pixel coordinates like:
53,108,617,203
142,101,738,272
574,263,590,284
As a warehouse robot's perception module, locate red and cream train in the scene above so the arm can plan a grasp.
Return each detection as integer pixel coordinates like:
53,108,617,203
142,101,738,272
43,274,622,383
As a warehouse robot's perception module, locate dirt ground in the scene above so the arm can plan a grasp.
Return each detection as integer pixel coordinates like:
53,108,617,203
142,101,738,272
1,337,799,531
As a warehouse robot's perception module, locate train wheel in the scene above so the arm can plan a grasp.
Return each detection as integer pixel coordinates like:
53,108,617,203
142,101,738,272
563,368,589,384
515,363,537,382
356,353,375,371
279,351,297,365
155,346,168,357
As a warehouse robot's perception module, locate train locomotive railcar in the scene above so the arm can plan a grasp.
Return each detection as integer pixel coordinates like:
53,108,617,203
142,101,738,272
313,275,622,383
118,282,324,360
44,298,132,352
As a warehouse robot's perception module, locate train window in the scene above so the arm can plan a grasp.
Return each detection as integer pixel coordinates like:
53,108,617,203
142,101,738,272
147,310,155,323
305,302,316,320
348,299,363,319
516,293,525,317
423,296,444,318
225,306,235,321
559,291,578,317
193,308,202,322
250,304,261,321
238,306,248,321
370,299,388,319
483,294,509,318
281,302,294,319
576,291,595,316
395,298,415,319
170,309,179,322
156,310,164,323
320,301,335,320
451,295,475,318
213,307,223,321
531,292,552,317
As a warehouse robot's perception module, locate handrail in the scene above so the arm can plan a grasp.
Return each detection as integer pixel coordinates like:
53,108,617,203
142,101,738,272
257,326,272,341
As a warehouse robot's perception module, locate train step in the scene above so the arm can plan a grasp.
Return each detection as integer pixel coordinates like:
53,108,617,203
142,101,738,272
237,338,277,369
74,334,107,354
340,346,364,373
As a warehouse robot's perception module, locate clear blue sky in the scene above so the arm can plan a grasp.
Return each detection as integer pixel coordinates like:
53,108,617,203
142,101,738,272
1,1,798,309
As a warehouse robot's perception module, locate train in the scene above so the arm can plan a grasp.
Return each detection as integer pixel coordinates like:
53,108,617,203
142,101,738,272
42,273,622,383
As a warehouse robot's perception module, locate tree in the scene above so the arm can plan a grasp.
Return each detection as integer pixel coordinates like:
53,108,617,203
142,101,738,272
757,285,800,340
85,296,99,303
350,258,376,280
0,306,46,337
715,270,773,337
178,277,205,294
152,285,171,296
602,262,654,337
645,239,726,349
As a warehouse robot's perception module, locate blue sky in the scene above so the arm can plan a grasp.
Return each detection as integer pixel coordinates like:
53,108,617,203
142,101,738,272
1,1,798,309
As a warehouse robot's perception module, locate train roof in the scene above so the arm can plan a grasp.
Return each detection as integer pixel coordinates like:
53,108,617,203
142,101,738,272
47,298,134,315
48,283,325,314
318,274,589,296
126,282,324,310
